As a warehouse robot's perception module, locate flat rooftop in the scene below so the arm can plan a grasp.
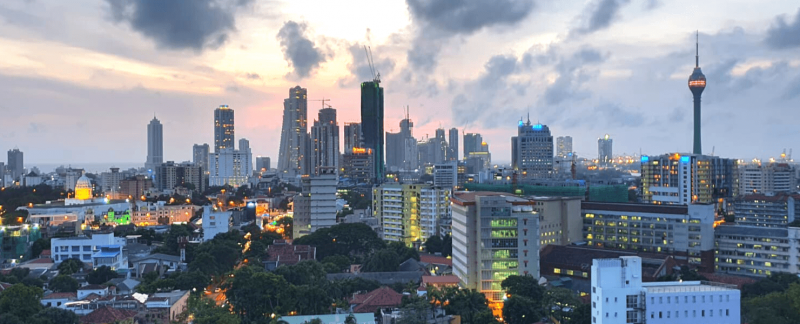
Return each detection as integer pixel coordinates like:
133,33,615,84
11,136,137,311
643,281,738,294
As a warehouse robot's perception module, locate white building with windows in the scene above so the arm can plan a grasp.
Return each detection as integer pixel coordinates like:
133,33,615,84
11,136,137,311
591,256,740,324
50,233,127,267
201,206,231,242
209,147,252,187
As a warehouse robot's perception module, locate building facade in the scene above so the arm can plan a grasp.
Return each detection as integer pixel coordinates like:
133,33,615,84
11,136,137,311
7,148,23,182
146,117,163,171
448,128,459,162
292,167,338,238
155,161,204,192
433,162,457,189
100,168,123,197
192,143,210,175
591,256,740,324
278,86,309,178
463,133,482,160
343,122,362,154
531,196,583,246
120,175,152,198
51,233,126,265
512,121,553,179
641,153,737,205
715,224,800,277
451,192,540,309
734,193,800,227
209,147,252,187
214,105,235,152
256,156,271,172
738,162,797,195
361,81,384,183
341,149,374,185
373,184,451,247
556,136,573,158
582,202,716,270
310,108,339,176
598,134,612,165
131,203,194,226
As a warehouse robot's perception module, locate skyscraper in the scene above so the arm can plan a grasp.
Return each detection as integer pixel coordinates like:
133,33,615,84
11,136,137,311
192,143,210,174
598,134,613,165
7,148,23,182
385,108,416,171
343,123,362,154
361,81,384,183
448,128,459,161
556,136,573,158
145,117,163,171
278,86,309,178
512,118,554,179
256,156,271,172
239,138,251,174
311,107,339,176
689,32,706,155
214,105,235,152
463,133,482,159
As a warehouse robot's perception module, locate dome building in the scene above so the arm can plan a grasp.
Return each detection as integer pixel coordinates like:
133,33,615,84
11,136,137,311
75,175,93,200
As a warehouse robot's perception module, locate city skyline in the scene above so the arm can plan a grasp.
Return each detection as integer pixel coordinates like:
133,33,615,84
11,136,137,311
2,1,800,165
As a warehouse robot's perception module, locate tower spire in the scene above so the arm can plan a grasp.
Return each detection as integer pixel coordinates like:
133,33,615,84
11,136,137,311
695,30,699,68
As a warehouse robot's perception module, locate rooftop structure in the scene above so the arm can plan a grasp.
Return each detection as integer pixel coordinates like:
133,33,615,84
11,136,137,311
688,32,706,155
264,239,317,271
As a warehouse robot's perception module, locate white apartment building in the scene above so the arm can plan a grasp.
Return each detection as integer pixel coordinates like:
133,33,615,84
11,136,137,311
50,233,126,267
372,183,451,247
433,162,457,189
738,161,796,195
582,202,716,269
530,196,583,246
715,224,800,277
451,192,539,308
734,193,800,227
201,206,231,242
209,147,252,187
592,256,740,324
292,167,338,238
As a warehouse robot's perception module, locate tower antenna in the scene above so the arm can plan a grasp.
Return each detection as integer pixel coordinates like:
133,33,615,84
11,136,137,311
695,30,699,68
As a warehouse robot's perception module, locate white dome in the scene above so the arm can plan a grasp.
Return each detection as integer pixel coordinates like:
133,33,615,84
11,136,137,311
75,175,92,191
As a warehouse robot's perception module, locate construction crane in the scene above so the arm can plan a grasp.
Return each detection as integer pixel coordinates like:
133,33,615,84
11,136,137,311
363,45,380,84
309,98,331,109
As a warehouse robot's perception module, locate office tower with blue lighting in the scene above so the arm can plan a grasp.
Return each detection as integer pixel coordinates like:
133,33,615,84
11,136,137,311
512,118,554,179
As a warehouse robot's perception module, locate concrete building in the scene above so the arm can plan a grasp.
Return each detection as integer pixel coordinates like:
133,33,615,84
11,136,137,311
7,148,23,182
209,147,252,187
64,168,84,192
715,224,800,277
193,143,210,175
202,206,231,241
734,193,800,227
556,136,573,158
582,202,716,271
155,161,204,192
278,86,310,178
463,133,482,159
343,122,362,154
214,105,235,152
738,162,797,195
373,184,451,247
310,108,339,176
530,196,583,246
146,116,163,171
50,233,126,268
131,203,194,226
341,148,374,185
433,161,457,189
361,80,385,183
385,110,416,171
24,171,42,187
120,175,152,198
292,167,338,238
100,168,123,197
641,153,737,205
598,134,612,165
448,128,459,162
256,156,271,172
451,192,540,309
591,256,740,324
512,120,553,179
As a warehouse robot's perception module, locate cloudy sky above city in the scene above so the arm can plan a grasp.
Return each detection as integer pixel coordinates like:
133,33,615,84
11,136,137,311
2,0,800,167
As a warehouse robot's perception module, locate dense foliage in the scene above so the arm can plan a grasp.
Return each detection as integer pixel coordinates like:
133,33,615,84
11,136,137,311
742,273,800,324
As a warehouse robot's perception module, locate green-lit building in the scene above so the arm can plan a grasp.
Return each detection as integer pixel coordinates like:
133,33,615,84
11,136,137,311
360,81,384,184
0,225,42,262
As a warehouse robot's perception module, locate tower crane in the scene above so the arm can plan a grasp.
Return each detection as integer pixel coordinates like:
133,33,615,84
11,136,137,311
363,46,380,84
309,98,331,109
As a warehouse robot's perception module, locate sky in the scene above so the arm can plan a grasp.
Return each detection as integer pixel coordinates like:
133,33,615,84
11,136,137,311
2,0,800,167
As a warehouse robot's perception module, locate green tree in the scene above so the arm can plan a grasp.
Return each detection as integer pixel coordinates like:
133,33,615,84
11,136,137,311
293,223,385,260
321,255,351,272
184,295,240,324
500,276,546,324
361,249,400,272
0,283,43,320
31,238,50,259
743,291,800,324
9,267,30,281
273,260,327,286
441,235,452,257
446,289,492,324
399,295,429,324
294,285,333,315
544,288,580,324
56,258,84,275
742,272,800,298
29,307,80,324
86,266,118,285
175,270,211,292
49,275,79,292
388,241,420,261
425,235,443,253
228,266,293,322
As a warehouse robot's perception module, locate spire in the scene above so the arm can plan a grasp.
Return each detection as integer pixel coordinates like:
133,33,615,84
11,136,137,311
527,112,531,125
695,30,699,68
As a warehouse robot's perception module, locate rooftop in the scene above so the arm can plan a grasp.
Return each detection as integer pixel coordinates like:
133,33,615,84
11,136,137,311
581,201,689,215
350,287,403,313
715,224,788,237
79,284,107,290
43,292,77,300
452,191,534,206
643,281,738,293
80,306,138,324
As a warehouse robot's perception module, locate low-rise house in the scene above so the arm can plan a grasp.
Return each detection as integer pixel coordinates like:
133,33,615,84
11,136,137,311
108,278,141,295
264,239,317,271
80,306,138,324
282,313,376,324
41,292,77,308
145,290,190,323
130,254,184,278
349,287,403,313
78,284,110,300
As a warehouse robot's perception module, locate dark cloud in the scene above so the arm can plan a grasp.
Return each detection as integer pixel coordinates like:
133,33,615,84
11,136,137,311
542,48,606,106
765,8,800,49
406,0,535,34
106,0,249,52
450,54,523,128
571,0,631,37
276,20,327,79
338,43,396,88
245,73,261,80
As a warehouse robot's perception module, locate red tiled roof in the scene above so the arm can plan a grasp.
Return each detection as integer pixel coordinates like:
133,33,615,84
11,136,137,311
82,293,101,301
44,292,77,300
0,282,12,292
350,287,403,313
420,255,452,266
81,306,138,324
266,240,316,266
40,249,51,257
